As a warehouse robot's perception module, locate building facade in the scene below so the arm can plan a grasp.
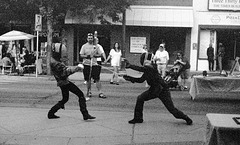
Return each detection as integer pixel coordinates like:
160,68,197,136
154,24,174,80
64,0,240,71
64,0,193,66
2,0,240,72
191,0,240,71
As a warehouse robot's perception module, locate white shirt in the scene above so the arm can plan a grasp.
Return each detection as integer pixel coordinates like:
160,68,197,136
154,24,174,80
142,48,148,53
154,50,169,64
80,43,102,66
109,49,122,66
54,43,68,60
96,44,104,62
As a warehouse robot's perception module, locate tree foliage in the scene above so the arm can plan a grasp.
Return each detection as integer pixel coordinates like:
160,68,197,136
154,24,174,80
0,0,39,23
0,0,130,74
67,0,130,24
0,0,130,30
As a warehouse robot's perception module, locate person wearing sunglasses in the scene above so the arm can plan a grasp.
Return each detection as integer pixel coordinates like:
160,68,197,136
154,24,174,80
173,52,190,90
80,33,106,100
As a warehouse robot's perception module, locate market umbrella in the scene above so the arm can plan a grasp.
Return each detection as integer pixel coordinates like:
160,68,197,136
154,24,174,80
0,30,35,41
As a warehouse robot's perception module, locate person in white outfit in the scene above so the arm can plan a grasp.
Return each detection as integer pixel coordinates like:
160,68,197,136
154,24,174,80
153,43,169,77
105,42,122,85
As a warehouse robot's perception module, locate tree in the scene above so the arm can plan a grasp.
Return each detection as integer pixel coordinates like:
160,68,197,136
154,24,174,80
0,0,130,75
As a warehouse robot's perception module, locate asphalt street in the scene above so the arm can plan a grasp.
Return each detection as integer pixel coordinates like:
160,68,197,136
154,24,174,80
0,72,240,115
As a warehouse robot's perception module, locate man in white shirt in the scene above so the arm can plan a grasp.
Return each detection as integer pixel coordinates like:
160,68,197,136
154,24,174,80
153,43,169,77
80,33,106,100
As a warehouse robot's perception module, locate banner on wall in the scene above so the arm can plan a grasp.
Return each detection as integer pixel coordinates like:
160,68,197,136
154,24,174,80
209,0,240,11
130,37,146,53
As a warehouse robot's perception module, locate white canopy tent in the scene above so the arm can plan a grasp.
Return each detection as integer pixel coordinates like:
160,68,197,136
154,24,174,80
0,30,35,41
0,30,37,76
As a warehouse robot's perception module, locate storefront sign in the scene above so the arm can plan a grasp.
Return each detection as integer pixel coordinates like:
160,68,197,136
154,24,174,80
35,14,42,31
209,0,240,11
38,31,60,38
199,12,240,25
130,37,146,53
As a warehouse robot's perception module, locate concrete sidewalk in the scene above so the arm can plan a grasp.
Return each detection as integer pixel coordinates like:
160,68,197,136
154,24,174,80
0,107,206,145
0,69,207,144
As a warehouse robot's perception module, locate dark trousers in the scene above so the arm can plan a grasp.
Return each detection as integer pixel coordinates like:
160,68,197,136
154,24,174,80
218,56,223,73
59,82,87,114
208,59,214,71
134,88,188,120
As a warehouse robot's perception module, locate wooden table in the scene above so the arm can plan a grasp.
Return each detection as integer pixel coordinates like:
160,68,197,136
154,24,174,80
206,113,240,145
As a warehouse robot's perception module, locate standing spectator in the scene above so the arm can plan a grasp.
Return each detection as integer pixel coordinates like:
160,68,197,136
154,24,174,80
94,37,106,85
7,44,16,71
142,44,154,87
52,39,68,64
80,33,106,100
153,43,169,77
218,43,225,74
142,44,154,59
48,49,95,121
96,38,106,66
207,43,214,71
173,52,190,90
105,42,122,85
83,38,106,85
142,44,148,53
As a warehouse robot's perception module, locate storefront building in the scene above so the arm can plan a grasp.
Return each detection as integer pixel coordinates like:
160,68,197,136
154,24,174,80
191,0,240,71
64,0,194,66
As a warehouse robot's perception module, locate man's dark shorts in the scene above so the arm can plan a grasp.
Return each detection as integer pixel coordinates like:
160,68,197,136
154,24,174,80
83,65,101,81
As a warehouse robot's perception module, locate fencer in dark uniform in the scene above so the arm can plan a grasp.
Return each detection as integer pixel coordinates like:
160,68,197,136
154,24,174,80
123,53,193,125
47,43,95,120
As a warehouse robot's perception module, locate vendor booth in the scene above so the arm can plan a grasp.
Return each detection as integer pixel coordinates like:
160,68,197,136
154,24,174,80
189,75,240,100
0,30,36,75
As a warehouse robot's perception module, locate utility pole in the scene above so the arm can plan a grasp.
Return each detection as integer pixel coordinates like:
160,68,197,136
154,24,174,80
122,9,126,58
121,9,126,70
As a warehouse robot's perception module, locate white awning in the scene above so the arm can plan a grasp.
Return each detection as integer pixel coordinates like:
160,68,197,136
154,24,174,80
65,11,116,25
65,6,194,28
126,6,194,27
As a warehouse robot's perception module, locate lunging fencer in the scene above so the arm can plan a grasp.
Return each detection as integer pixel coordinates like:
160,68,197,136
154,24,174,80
47,44,95,121
123,53,193,125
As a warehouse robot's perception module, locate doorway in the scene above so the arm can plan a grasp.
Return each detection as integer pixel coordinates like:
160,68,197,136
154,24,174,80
216,29,240,70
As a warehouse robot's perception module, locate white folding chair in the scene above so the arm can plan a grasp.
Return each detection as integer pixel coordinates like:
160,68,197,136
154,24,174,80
2,63,12,74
